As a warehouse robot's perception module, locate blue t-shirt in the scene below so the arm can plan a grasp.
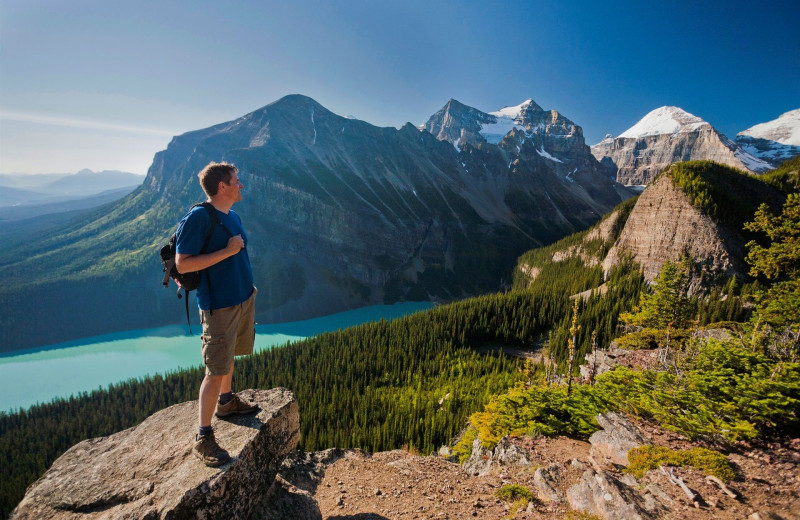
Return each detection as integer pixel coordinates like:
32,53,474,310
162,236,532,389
175,205,254,311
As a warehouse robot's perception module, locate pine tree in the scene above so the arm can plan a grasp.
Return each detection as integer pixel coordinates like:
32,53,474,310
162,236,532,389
620,254,692,331
744,193,800,359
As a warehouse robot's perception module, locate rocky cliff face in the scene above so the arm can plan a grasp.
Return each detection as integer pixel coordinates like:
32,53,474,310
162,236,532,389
600,165,778,287
736,108,800,167
0,94,633,350
592,106,772,185
11,389,299,520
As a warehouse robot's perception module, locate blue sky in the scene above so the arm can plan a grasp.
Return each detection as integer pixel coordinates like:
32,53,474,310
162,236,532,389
1,0,798,175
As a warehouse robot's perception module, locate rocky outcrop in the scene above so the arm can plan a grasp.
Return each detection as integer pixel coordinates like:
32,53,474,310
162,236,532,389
592,106,771,185
516,208,629,289
11,388,299,520
589,413,650,467
493,436,532,467
568,469,668,519
601,172,748,285
580,345,660,380
462,437,494,476
533,463,565,503
462,435,532,476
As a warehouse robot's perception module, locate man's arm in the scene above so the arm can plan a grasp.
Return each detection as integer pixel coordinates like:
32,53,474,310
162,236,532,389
175,234,245,273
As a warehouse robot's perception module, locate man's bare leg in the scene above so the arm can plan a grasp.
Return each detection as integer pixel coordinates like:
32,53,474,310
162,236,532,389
198,363,233,428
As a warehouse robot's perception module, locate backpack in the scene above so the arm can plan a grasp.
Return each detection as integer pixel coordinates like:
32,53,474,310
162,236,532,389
160,202,219,334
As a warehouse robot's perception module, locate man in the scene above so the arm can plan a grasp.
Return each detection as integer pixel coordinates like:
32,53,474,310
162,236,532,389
175,161,259,467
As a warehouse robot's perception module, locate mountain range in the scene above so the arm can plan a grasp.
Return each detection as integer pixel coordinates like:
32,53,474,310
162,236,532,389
0,169,144,204
0,94,633,351
589,106,781,185
0,169,144,222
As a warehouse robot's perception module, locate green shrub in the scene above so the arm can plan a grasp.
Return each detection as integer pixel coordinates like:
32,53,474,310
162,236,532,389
459,338,800,450
594,340,800,442
614,328,662,350
626,445,736,481
496,483,536,502
465,382,601,450
453,425,479,463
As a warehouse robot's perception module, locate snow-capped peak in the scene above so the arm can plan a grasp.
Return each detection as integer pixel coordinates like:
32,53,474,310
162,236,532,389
479,99,534,143
618,106,710,139
489,99,534,120
738,108,800,146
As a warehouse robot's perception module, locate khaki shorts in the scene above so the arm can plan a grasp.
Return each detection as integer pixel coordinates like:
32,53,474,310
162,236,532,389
200,287,257,376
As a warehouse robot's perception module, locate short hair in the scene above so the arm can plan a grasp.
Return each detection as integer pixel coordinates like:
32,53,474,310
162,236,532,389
197,162,237,197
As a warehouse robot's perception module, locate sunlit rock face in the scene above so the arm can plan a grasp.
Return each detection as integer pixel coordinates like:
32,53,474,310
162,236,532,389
591,106,772,186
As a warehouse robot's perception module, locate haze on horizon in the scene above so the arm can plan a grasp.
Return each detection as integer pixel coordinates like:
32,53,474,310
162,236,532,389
1,0,798,176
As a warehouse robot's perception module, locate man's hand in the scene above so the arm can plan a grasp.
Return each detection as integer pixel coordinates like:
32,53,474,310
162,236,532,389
226,234,245,254
176,235,245,274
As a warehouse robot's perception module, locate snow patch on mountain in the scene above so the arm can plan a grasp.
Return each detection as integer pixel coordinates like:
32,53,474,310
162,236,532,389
537,146,563,163
479,99,533,144
489,99,534,119
618,106,709,139
734,148,773,172
739,108,800,146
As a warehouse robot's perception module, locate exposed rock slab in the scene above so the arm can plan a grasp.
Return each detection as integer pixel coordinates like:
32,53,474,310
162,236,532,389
493,436,532,467
462,436,494,476
11,388,299,520
534,463,565,503
462,435,532,476
602,172,747,285
568,469,667,519
590,412,650,467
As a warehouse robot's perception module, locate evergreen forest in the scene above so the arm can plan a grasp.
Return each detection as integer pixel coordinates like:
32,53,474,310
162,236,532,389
1,159,799,518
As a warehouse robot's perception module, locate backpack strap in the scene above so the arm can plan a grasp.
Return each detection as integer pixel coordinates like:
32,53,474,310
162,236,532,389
197,202,233,318
181,202,220,334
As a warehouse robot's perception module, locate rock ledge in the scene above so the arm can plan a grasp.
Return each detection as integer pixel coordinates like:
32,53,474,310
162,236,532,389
11,388,299,520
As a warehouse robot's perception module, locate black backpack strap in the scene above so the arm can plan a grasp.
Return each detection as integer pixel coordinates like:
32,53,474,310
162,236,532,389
197,202,218,254
197,202,233,317
162,257,175,288
181,287,192,335
180,202,219,334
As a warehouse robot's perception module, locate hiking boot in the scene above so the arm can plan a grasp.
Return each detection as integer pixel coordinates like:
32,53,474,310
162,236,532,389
193,432,230,467
215,393,260,418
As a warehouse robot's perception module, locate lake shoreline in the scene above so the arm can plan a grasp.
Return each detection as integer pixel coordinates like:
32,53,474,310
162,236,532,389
0,302,432,413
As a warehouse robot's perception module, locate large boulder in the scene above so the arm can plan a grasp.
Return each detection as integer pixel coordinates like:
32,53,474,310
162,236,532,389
11,388,299,520
589,412,649,467
567,469,667,520
462,436,532,476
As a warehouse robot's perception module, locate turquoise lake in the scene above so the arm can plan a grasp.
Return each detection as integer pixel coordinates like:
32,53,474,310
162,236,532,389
0,302,432,413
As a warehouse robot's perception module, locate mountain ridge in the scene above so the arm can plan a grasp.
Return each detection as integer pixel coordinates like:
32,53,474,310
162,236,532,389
590,105,773,185
0,94,632,351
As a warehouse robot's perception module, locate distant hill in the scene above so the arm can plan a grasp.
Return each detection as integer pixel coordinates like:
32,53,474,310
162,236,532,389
0,94,632,351
0,186,140,222
0,169,144,198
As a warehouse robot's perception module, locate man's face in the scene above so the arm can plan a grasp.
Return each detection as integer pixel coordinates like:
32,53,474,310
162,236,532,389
222,171,243,202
